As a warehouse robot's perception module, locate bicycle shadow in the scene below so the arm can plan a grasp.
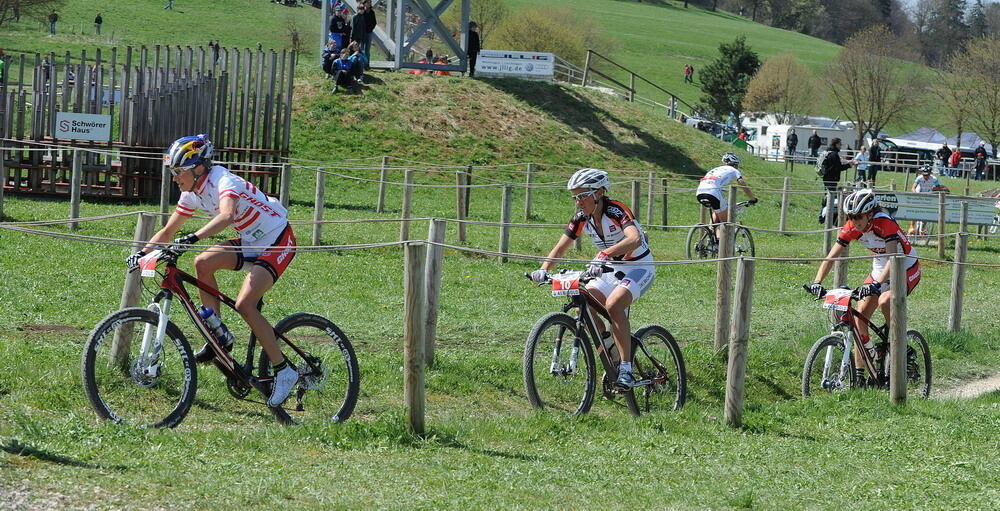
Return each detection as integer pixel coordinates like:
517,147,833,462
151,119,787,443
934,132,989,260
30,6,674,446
1,438,128,471
417,429,540,462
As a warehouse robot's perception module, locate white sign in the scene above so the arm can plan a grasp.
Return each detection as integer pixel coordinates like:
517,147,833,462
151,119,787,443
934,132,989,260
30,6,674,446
874,191,995,225
55,112,112,142
475,50,554,80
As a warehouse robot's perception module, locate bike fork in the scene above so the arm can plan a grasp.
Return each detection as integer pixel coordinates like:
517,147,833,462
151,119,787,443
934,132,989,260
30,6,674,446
138,296,172,378
549,332,580,376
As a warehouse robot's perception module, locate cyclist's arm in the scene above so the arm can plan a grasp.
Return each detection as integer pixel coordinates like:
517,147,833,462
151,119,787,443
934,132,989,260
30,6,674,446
538,234,576,272
191,195,238,240
138,212,189,253
602,224,642,258
812,242,846,284
870,239,901,285
736,177,756,202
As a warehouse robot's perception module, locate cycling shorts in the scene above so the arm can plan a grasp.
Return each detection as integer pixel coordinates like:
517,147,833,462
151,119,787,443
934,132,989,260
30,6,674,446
586,260,655,303
696,191,727,213
863,261,920,296
224,223,296,282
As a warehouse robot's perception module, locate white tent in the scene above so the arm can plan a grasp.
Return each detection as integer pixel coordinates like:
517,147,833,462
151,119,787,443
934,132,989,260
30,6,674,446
894,127,948,145
945,132,994,154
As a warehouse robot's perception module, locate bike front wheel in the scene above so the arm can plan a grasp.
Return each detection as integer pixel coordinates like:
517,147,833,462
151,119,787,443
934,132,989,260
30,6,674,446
802,333,855,397
81,307,197,428
260,313,360,425
632,325,687,413
685,224,717,259
523,312,596,415
734,226,755,257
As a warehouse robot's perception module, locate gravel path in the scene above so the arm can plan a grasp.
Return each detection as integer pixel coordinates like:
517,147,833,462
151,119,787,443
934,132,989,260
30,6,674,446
936,373,1000,399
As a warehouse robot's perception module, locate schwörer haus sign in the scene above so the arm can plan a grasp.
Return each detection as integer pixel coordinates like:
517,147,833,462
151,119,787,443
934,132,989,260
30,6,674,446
874,191,995,225
475,50,554,81
55,112,112,142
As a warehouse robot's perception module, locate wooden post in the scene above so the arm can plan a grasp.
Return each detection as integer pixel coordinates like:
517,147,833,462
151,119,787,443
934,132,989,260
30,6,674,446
498,185,512,263
376,155,389,213
159,159,171,226
628,73,635,102
646,172,655,225
464,165,472,217
111,213,155,366
778,176,790,232
700,204,709,225
278,163,291,208
728,185,739,224
0,141,5,219
889,182,896,191
400,169,414,242
403,242,427,435
823,191,835,255
424,219,445,367
524,163,534,221
888,256,907,405
660,178,669,231
725,257,755,428
834,244,850,288
69,150,83,230
714,223,734,351
311,170,325,246
948,202,969,332
631,179,641,217
456,171,467,243
581,50,591,86
937,192,947,260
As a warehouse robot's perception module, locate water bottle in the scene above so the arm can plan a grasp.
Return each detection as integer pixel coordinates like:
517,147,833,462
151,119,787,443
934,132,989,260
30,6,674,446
199,306,234,345
601,332,618,361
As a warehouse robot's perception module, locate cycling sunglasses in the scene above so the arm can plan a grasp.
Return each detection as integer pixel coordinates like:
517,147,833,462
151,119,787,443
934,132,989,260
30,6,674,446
169,166,195,177
571,189,599,202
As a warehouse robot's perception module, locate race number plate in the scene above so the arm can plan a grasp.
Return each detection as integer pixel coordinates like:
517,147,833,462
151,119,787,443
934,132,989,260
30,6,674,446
138,250,161,278
551,276,581,297
822,288,852,311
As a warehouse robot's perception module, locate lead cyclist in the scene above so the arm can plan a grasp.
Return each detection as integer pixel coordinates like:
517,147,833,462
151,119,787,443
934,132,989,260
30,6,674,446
529,168,655,391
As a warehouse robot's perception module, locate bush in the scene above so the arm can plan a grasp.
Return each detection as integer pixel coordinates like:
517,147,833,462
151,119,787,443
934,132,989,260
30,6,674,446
491,7,617,66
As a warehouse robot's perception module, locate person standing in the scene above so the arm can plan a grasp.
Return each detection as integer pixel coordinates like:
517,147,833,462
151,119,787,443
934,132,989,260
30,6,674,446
362,0,377,65
164,0,174,10
852,145,870,183
48,11,58,35
868,138,882,185
974,142,988,181
819,138,851,192
467,21,481,77
329,8,350,51
807,130,822,159
350,3,369,61
786,129,798,156
94,13,103,36
949,146,962,178
683,64,692,83
936,143,951,175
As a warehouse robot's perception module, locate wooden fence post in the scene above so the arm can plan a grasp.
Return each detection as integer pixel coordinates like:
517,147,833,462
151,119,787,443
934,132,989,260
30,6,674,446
498,185,512,263
631,179,641,218
464,165,472,217
456,171,467,243
728,185,738,223
159,159,171,226
646,172,655,225
403,242,427,434
660,178,669,230
424,219,445,367
714,223,734,351
399,169,413,242
376,155,389,213
834,244,850,288
937,192,947,260
889,256,907,405
778,176,790,232
948,202,969,332
581,50,591,86
823,191,835,255
700,203,709,225
69,149,83,230
524,163,534,221
279,163,291,208
725,257,755,428
0,141,5,219
111,212,155,366
312,170,325,246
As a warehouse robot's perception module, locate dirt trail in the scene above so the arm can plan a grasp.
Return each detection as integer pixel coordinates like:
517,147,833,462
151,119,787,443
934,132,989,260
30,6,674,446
936,373,1000,399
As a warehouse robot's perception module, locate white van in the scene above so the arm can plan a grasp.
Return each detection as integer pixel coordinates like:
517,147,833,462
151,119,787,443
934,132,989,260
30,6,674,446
742,114,855,160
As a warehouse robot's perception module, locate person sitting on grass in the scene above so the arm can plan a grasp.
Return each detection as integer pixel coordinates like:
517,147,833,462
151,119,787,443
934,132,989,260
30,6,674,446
331,49,358,92
347,41,367,84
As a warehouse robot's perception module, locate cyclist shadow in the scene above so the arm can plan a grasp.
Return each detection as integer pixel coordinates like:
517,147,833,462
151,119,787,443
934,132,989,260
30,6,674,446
425,430,540,462
191,398,274,422
1,439,129,471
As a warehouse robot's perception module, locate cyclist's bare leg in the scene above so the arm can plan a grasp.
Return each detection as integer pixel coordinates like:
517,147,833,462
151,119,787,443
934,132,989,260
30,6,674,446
192,245,240,313
712,208,729,238
234,265,283,364
853,296,881,368
605,287,634,363
585,287,610,336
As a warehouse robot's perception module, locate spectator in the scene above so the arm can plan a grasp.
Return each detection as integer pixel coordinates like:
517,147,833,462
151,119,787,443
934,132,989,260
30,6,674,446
973,142,988,181
851,145,869,183
363,0,377,65
48,10,58,35
329,8,350,51
949,146,962,178
347,41,367,83
94,13,103,36
433,55,451,76
683,64,693,83
467,21,480,77
350,3,369,60
786,129,798,156
331,49,357,92
909,164,947,234
737,127,747,141
819,137,851,192
936,143,951,175
868,138,882,185
807,130,822,158
321,41,338,77
164,0,174,10
409,48,433,75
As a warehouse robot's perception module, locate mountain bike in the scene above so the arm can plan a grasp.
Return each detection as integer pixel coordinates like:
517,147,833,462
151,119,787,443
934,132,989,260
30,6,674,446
686,201,755,259
522,268,686,416
801,286,931,398
81,245,360,428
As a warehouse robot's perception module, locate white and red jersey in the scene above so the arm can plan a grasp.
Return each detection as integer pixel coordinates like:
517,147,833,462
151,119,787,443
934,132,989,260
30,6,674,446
697,165,743,194
565,198,651,261
837,212,917,274
175,165,288,242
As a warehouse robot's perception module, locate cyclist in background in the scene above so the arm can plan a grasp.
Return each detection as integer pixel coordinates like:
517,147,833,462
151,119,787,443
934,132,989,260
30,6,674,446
806,189,920,381
909,164,948,235
696,152,758,227
125,134,300,408
529,169,654,391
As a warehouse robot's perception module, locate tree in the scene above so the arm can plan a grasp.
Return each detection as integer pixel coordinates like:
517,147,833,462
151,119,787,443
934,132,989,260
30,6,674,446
967,0,988,38
918,0,970,65
949,38,1000,156
0,0,65,28
698,35,760,127
742,53,816,124
442,0,509,46
826,25,919,147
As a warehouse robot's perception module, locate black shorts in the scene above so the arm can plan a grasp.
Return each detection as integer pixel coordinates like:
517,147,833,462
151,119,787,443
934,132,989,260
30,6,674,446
696,193,722,210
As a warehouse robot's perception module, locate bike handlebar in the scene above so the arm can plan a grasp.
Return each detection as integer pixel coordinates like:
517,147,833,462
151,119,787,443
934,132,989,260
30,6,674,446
801,284,863,301
524,265,616,285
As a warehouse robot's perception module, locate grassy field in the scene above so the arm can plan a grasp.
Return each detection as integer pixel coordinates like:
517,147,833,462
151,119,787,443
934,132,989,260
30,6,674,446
3,71,1000,508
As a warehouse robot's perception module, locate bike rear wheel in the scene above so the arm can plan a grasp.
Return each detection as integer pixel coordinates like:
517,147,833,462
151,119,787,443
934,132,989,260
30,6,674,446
902,329,932,398
685,225,717,259
81,307,197,428
802,333,855,397
523,312,596,415
632,325,687,413
260,313,360,425
734,226,755,257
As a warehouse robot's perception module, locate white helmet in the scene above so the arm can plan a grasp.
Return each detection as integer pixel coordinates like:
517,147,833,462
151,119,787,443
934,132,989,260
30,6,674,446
842,189,878,216
566,168,610,190
722,152,741,167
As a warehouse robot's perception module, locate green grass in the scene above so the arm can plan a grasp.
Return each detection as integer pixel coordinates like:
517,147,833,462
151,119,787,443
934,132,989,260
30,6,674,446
3,32,1000,510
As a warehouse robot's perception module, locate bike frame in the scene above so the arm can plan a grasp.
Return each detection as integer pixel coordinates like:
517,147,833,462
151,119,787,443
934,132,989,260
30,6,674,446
826,296,889,384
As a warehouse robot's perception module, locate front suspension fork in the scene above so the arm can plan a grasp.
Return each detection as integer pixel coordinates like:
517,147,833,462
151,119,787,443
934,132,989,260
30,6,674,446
137,293,172,377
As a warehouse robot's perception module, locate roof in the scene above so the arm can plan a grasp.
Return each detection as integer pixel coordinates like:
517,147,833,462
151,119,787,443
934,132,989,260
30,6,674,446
945,132,994,153
894,127,947,145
